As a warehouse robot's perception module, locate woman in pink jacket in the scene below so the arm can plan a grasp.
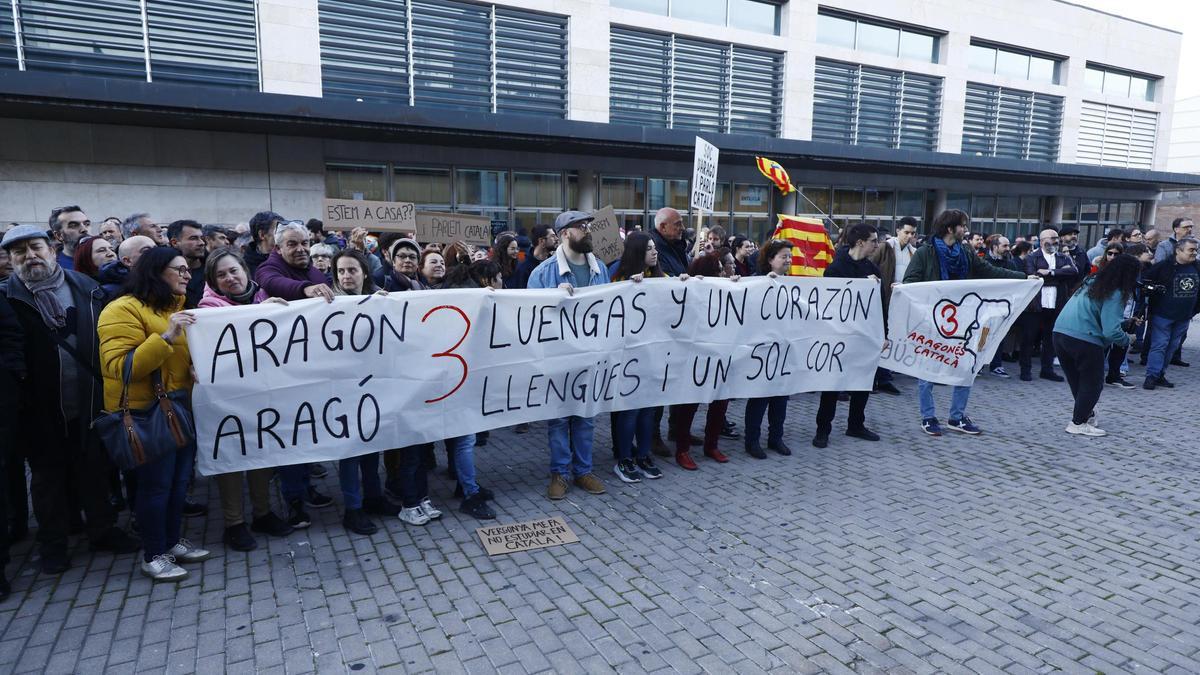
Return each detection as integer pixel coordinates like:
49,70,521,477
197,248,294,551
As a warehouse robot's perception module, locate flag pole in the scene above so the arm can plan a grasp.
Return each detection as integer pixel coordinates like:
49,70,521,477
692,207,706,258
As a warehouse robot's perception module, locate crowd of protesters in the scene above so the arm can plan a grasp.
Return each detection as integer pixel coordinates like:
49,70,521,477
0,203,1193,593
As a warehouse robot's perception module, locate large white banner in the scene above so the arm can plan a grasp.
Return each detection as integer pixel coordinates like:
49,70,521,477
186,277,884,475
881,279,1042,386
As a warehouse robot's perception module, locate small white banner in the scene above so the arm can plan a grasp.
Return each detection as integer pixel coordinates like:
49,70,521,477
882,279,1042,386
186,276,883,475
690,137,719,212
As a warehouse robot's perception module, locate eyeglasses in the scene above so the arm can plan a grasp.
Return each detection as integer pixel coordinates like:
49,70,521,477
565,221,594,231
394,252,419,261
1105,251,1119,257
169,265,192,276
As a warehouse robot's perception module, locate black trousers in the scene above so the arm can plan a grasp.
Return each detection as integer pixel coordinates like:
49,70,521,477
26,423,116,554
1053,333,1105,426
816,391,869,434
1106,344,1127,380
1019,309,1060,375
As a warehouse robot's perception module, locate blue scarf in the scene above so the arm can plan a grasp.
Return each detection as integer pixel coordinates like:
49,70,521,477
932,237,969,280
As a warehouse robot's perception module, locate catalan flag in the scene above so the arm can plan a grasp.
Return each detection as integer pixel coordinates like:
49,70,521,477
755,156,796,195
771,215,835,277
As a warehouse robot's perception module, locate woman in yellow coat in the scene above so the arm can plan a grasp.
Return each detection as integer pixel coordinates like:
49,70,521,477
97,246,210,582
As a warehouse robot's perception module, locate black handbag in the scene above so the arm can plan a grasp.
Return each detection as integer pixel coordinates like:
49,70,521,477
92,351,195,471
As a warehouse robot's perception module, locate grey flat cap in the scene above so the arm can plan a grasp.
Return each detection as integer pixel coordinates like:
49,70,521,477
553,210,594,233
1,224,51,250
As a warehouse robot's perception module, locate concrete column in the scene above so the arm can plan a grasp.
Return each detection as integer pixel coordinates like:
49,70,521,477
933,189,948,220
782,191,797,216
1049,196,1064,225
577,169,597,210
1141,198,1158,227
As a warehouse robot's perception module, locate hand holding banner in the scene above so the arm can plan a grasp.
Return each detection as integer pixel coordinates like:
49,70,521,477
882,279,1042,385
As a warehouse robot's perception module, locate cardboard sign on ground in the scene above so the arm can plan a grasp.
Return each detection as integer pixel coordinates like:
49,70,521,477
476,516,580,556
323,199,417,233
415,211,492,247
588,205,624,264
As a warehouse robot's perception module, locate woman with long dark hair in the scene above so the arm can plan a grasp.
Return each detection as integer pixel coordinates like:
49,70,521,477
744,239,795,459
493,234,520,288
98,246,210,581
1052,254,1139,437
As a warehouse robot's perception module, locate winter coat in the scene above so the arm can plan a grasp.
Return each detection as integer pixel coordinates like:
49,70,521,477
196,283,269,309
254,251,327,301
97,294,193,410
649,228,689,277
902,240,1027,284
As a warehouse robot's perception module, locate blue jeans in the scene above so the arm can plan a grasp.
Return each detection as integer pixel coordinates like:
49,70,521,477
744,396,788,447
1146,314,1190,379
447,435,479,498
134,443,195,560
338,452,382,510
548,416,594,478
614,408,654,461
917,379,971,421
278,464,310,503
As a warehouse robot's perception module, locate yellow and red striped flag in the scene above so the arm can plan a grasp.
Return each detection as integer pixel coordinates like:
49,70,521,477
755,156,796,195
771,215,835,277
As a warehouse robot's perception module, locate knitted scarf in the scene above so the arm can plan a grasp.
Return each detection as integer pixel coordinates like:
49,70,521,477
932,237,969,281
22,262,68,329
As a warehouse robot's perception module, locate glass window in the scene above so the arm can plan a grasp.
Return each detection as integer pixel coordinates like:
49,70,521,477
969,45,996,73
393,167,451,205
1029,57,1056,84
899,32,936,62
610,0,669,14
1061,198,1080,222
800,187,832,217
600,176,645,210
816,14,856,49
857,23,900,57
864,188,895,218
832,187,864,219
947,193,971,212
729,0,778,34
648,178,690,211
1079,200,1099,223
996,50,1030,79
567,172,581,210
1100,201,1119,223
733,184,769,213
1103,71,1130,97
326,163,388,201
672,0,726,25
713,183,732,213
972,195,997,223
513,172,562,209
897,191,926,222
1131,77,1153,102
1019,196,1044,224
455,170,508,207
1084,68,1105,93
995,196,1020,220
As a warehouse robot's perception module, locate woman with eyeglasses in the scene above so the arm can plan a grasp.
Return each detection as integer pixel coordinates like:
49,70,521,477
744,239,797,460
97,247,210,581
310,243,335,283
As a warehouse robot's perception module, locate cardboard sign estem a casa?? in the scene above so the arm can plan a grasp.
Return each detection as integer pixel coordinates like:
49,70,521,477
415,211,492,247
476,516,580,555
588,205,623,264
322,198,417,232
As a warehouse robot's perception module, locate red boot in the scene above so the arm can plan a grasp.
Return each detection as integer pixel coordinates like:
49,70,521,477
675,451,698,471
704,446,729,463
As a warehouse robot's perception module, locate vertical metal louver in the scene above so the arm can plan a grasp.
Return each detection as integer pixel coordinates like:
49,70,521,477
410,0,492,112
0,7,16,67
609,26,782,136
319,0,410,104
146,0,257,88
961,82,1061,161
494,7,566,117
1077,101,1157,169
812,58,941,151
609,27,670,128
17,0,147,80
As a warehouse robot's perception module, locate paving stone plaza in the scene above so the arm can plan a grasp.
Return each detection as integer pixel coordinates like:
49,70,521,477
1,331,1198,674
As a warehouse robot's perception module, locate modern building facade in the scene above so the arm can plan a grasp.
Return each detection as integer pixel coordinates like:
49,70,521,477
0,0,1197,246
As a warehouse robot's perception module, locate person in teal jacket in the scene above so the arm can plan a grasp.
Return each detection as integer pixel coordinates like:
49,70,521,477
1052,255,1140,437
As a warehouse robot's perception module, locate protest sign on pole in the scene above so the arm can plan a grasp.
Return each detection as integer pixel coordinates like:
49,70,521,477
588,205,624,264
690,137,719,257
415,211,492,247
882,279,1042,386
323,198,417,233
187,276,884,475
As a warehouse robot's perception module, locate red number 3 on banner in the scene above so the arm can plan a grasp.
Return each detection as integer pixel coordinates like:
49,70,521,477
936,303,959,337
422,305,471,403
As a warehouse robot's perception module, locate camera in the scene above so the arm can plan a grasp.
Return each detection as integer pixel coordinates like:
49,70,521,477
1137,279,1165,296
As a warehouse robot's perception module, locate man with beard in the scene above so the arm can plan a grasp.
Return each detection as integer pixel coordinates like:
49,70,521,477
49,206,92,271
967,231,987,259
0,225,140,574
1018,228,1077,382
254,220,335,302
528,211,610,501
167,220,209,309
1058,227,1091,278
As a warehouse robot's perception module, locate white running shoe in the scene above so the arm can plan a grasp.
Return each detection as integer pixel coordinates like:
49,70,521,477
418,498,443,520
168,538,212,563
1066,422,1106,437
141,554,188,582
398,506,430,526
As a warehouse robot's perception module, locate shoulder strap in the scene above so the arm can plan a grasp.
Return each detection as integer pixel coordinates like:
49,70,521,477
48,329,104,383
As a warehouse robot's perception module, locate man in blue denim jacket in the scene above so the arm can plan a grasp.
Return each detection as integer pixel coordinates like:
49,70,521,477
528,211,611,500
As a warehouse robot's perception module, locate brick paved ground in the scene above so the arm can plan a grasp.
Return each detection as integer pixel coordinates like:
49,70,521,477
2,330,1200,674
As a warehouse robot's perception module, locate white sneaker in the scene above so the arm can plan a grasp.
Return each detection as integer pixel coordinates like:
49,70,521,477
1066,422,1106,437
168,538,212,563
399,506,430,526
141,554,188,582
418,498,443,520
